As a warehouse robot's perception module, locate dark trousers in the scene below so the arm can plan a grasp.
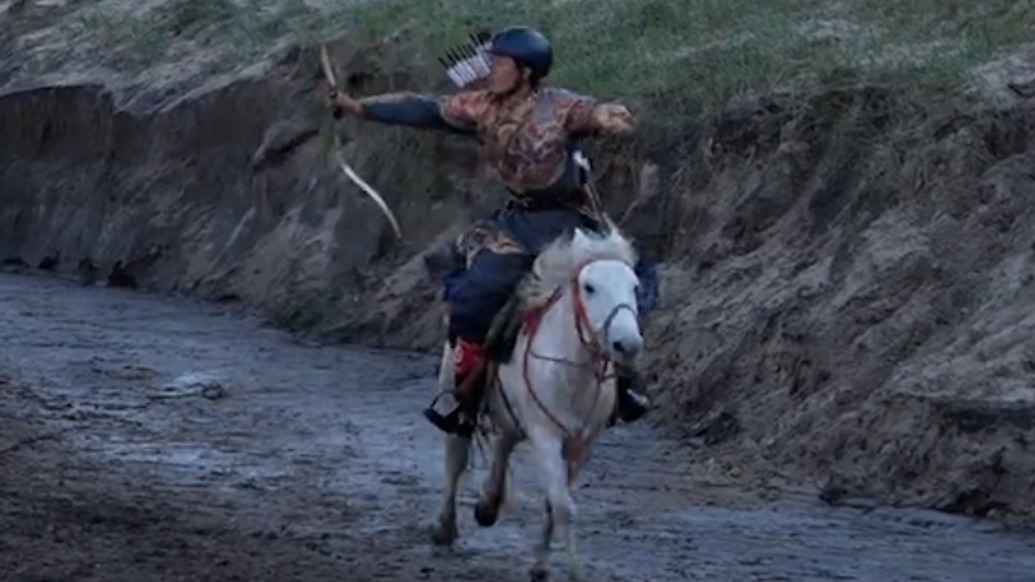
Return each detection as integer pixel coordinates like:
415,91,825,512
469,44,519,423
444,207,593,343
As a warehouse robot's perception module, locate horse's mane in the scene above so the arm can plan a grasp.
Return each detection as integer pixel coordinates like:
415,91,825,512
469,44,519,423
516,224,637,310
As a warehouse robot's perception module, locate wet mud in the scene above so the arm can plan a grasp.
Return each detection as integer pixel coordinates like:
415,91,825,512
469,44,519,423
1,271,1033,581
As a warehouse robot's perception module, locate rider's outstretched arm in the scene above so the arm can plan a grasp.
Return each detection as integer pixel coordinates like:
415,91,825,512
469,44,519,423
555,91,636,138
354,90,487,134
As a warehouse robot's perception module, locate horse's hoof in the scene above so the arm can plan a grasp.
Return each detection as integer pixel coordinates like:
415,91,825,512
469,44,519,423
430,522,457,546
529,566,550,581
474,498,499,527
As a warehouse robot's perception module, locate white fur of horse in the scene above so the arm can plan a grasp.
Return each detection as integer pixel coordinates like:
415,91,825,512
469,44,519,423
431,223,644,581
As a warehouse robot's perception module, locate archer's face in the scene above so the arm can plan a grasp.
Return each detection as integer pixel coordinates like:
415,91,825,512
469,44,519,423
488,54,525,95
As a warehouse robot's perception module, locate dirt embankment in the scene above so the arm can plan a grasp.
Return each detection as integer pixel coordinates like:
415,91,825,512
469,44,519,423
2,3,1035,525
0,33,493,349
654,86,1035,524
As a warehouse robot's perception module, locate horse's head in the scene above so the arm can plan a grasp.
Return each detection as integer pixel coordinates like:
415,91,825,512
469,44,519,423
569,229,643,365
527,221,645,365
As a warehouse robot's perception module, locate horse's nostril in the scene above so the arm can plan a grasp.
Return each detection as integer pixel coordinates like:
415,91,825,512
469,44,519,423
611,337,642,358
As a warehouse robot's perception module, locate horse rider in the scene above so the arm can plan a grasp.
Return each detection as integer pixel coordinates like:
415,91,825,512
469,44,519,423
328,26,654,438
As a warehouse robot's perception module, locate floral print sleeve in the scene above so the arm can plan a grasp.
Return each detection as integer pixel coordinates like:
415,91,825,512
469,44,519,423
556,91,636,138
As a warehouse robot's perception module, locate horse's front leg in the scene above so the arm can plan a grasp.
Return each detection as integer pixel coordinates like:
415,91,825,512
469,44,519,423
530,498,556,582
432,433,471,546
530,435,581,582
474,430,520,527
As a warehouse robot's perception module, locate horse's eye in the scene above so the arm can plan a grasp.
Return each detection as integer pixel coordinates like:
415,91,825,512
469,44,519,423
583,283,596,295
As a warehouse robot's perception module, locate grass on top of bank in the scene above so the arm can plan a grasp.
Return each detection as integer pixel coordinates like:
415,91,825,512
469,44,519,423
57,0,1032,115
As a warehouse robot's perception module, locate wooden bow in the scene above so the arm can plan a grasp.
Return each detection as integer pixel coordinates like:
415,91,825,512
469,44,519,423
319,45,403,240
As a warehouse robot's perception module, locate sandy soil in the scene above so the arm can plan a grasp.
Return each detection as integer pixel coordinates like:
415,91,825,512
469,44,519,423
1,269,1033,582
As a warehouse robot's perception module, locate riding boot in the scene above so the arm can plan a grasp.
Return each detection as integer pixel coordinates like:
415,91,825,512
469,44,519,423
423,373,485,438
612,365,651,425
423,339,486,438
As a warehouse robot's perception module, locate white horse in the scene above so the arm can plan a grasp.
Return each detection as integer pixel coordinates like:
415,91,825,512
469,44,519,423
431,222,645,581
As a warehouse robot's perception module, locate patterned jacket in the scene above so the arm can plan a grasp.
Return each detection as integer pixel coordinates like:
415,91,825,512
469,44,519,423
357,87,635,207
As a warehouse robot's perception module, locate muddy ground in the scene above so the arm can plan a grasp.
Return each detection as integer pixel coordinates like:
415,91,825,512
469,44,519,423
1,269,1034,582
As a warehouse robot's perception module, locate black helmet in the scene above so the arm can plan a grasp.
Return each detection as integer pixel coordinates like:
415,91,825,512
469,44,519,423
487,26,553,83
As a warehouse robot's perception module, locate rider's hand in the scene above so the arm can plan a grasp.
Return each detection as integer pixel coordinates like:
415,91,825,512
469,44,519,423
594,104,635,136
326,89,361,119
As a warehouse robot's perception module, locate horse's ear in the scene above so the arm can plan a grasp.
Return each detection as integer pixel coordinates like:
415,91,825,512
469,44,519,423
571,227,589,249
588,216,618,240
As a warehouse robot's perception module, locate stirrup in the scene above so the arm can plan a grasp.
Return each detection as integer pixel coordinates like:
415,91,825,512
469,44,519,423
423,405,475,438
423,392,475,437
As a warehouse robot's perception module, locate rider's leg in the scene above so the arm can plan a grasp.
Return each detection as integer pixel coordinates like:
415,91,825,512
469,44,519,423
424,247,534,436
611,365,651,424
